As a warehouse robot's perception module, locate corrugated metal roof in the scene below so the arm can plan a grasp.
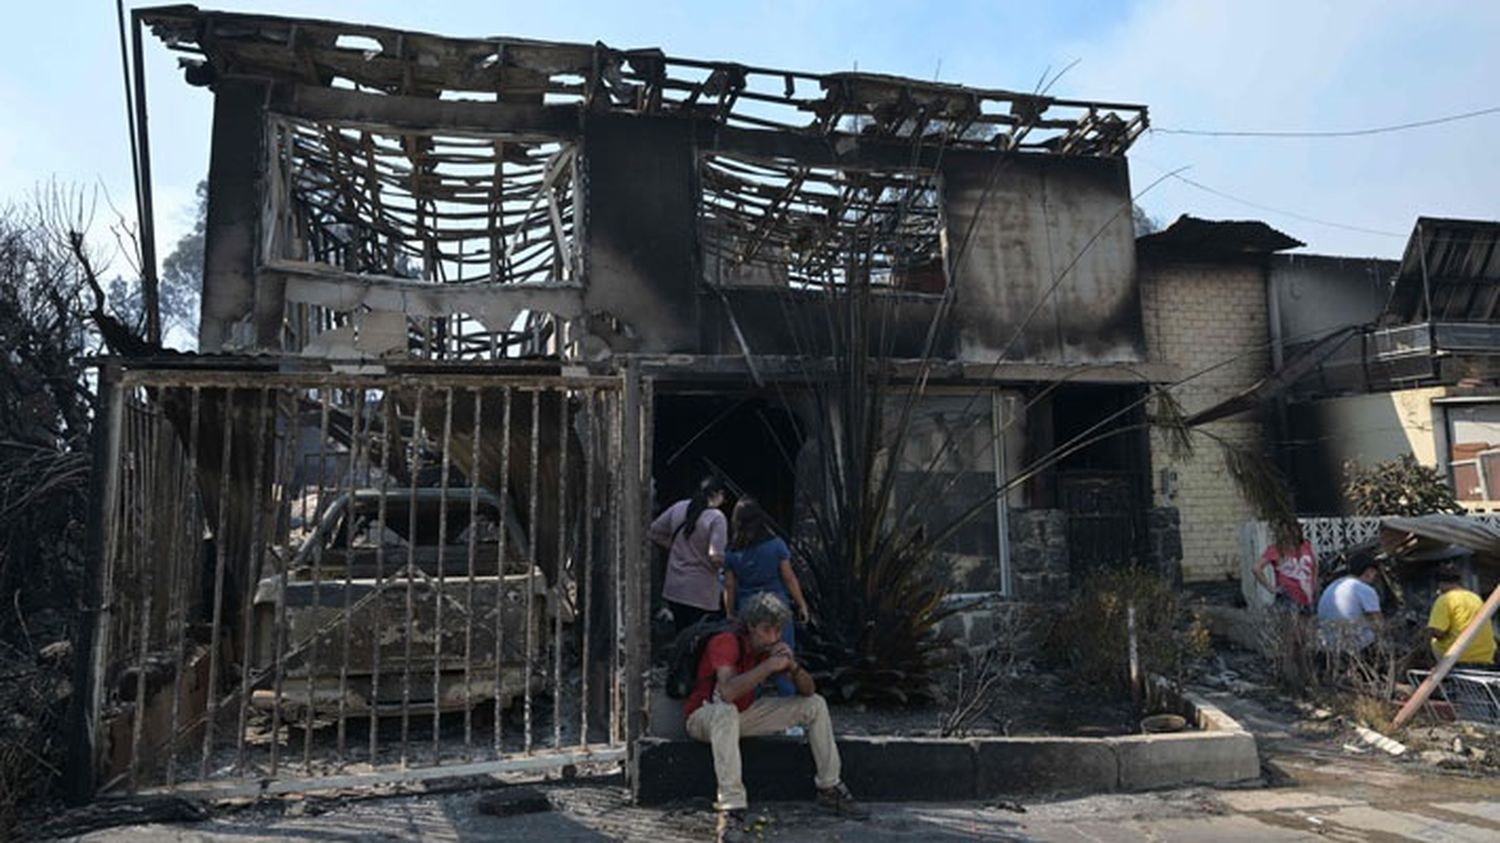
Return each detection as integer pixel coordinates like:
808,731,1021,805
1379,514,1500,560
1384,217,1500,322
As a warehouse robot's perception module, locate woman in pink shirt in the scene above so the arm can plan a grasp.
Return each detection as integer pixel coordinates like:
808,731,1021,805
648,476,729,633
1255,531,1317,611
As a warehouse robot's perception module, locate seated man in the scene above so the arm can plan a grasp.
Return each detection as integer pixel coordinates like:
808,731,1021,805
683,591,865,824
1428,563,1497,668
1316,555,1383,652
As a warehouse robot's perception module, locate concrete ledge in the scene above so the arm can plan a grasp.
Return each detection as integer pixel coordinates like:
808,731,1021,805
634,689,1260,804
840,737,978,801
1113,731,1260,790
975,738,1118,797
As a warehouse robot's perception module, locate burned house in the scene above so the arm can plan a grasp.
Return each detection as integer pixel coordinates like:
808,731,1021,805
74,5,1164,798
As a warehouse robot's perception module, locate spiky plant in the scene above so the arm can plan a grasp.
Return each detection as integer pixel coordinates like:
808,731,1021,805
786,244,957,706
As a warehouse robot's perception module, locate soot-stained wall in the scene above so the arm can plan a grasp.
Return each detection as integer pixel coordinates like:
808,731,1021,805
942,152,1143,365
564,113,1145,362
580,112,702,353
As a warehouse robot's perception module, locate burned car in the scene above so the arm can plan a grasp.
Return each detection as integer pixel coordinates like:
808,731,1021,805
250,487,563,719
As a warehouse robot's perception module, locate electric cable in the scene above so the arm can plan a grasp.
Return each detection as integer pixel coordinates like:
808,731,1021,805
1152,105,1500,138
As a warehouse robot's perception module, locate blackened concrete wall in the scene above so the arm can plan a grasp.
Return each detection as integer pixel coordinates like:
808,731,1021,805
580,112,701,353
577,112,1141,362
943,153,1143,365
200,78,270,352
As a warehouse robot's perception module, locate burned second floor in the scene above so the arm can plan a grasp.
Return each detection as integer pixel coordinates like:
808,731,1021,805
145,5,1150,367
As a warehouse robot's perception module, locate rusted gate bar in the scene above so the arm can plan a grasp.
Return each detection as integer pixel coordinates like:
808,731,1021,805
65,364,124,804
524,388,541,754
492,386,513,755
269,390,296,776
622,361,648,775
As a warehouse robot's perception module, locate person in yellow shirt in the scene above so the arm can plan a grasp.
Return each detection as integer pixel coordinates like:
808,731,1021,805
1428,564,1497,667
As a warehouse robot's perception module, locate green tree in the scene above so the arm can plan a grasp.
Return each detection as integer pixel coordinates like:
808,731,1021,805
107,179,204,345
1342,455,1463,516
1132,203,1160,237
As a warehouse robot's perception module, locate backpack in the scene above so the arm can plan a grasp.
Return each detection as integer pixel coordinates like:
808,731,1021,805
665,617,737,699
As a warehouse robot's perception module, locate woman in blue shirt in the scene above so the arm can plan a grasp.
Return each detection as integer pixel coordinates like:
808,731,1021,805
724,498,811,696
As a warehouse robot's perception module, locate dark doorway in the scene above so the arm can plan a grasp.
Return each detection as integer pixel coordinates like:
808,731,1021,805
1050,384,1149,578
651,393,804,540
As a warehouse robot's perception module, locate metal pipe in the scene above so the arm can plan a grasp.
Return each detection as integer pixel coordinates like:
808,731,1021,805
201,388,236,778
991,391,1012,597
369,392,394,763
492,387,512,755
269,390,298,776
115,1,141,241
1127,603,1141,709
304,390,333,772
625,371,651,752
609,387,624,745
337,388,367,760
579,389,595,747
524,391,541,754
236,389,271,774
432,388,455,756
128,402,157,793
401,388,425,765
129,10,160,345
120,370,622,391
464,388,482,754
553,392,568,749
166,387,202,787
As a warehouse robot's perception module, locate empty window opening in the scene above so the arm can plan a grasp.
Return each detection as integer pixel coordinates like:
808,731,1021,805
268,117,581,287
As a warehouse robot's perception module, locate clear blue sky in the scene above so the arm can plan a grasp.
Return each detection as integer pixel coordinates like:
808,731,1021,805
2,0,1497,272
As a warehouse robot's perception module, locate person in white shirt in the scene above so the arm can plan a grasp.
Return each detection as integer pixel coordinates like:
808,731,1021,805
1316,555,1383,651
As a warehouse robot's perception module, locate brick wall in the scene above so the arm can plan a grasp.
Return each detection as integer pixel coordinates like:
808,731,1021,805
1140,260,1270,582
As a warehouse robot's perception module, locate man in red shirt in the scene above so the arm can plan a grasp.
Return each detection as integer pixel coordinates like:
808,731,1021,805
683,592,864,824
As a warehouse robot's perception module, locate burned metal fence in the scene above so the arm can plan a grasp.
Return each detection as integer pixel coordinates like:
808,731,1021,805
79,366,645,798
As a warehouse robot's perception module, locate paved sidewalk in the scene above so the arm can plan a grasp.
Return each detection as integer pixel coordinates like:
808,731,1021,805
74,770,1500,842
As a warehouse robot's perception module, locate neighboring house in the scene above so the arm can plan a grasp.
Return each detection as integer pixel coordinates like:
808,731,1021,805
1139,215,1500,584
1281,218,1500,514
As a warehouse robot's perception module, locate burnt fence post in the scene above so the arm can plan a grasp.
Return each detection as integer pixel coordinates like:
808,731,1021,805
64,363,124,804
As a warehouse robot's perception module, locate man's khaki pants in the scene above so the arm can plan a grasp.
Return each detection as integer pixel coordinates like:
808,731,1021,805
684,693,841,811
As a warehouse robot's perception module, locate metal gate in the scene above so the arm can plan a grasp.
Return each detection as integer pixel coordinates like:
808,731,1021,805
1058,470,1143,577
75,365,649,799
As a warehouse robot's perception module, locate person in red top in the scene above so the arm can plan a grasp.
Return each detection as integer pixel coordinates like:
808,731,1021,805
1254,533,1317,611
683,592,864,826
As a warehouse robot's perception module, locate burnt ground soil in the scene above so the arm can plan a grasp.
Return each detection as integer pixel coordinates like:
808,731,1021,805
827,669,1146,738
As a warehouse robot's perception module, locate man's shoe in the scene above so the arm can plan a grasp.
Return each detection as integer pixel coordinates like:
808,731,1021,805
716,808,749,842
815,782,868,819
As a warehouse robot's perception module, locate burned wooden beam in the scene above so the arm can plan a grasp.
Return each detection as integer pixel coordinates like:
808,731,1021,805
144,7,1148,159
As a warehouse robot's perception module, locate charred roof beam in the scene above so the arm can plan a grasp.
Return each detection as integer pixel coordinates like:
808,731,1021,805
141,5,1148,158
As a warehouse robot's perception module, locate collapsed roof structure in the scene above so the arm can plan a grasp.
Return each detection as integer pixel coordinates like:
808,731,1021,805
138,5,1149,365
